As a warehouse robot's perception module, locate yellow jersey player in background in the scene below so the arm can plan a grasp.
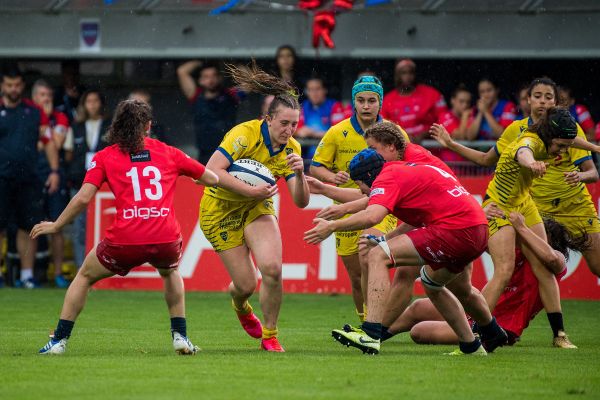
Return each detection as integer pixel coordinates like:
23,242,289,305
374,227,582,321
310,76,408,322
484,107,579,348
200,62,310,352
430,77,600,281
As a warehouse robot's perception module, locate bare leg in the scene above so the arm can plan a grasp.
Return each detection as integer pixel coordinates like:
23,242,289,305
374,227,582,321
446,264,493,326
423,266,475,343
341,254,364,314
159,268,185,318
244,215,283,330
582,232,600,277
217,245,257,312
17,229,37,278
358,227,386,311
410,321,458,345
365,235,423,323
59,248,114,321
389,298,441,335
483,226,516,311
381,266,420,327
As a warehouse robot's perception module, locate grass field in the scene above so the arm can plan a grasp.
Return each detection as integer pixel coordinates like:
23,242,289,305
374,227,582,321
1,289,599,400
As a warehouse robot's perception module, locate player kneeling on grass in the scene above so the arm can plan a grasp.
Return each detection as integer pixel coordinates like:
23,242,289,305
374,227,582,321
32,99,218,355
387,209,589,348
304,149,507,355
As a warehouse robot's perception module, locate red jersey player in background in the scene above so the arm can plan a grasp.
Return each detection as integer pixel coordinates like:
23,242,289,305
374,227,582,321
381,59,447,143
559,86,595,141
434,84,473,162
305,148,507,356
32,99,218,355
386,208,589,347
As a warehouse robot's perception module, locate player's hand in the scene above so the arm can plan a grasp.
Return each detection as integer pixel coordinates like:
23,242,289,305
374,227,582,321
563,171,581,186
483,202,505,221
248,184,278,199
429,123,453,148
333,171,350,185
477,98,490,113
306,176,326,194
316,204,346,220
304,218,334,244
30,221,58,239
528,161,548,178
508,212,526,229
46,172,60,194
286,153,305,175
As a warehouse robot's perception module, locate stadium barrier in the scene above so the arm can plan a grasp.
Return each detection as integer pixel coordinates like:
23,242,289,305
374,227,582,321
90,177,600,300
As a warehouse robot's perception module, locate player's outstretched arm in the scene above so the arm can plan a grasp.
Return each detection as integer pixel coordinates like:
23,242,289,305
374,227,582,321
316,197,369,221
304,204,388,244
309,164,350,186
429,123,499,167
30,183,98,239
516,147,547,177
508,212,565,274
571,136,600,153
306,176,364,203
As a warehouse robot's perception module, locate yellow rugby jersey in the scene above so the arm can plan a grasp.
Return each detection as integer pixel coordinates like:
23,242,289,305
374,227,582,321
311,115,410,189
204,119,301,202
487,131,551,207
493,118,593,204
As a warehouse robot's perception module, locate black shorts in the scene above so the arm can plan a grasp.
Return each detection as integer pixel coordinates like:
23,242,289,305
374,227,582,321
0,177,44,232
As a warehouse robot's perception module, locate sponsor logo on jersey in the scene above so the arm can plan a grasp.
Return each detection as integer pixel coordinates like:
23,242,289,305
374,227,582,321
285,147,293,155
130,150,151,162
220,231,228,241
370,188,385,196
88,161,96,170
123,206,170,219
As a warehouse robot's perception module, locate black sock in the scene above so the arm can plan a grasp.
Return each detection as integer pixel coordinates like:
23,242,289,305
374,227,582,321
547,312,564,338
479,316,500,338
54,319,74,341
459,338,482,354
361,322,382,340
171,317,187,337
380,326,395,342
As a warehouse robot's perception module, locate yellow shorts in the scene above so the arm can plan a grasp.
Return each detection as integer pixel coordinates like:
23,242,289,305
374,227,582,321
335,214,398,256
199,195,275,252
536,193,600,236
484,195,543,237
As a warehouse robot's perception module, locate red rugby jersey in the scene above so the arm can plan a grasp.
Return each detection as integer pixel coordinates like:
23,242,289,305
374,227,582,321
381,84,447,139
367,161,486,229
84,137,206,245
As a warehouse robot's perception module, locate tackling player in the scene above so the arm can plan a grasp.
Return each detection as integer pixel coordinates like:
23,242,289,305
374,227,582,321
310,77,406,323
305,149,507,356
200,62,309,352
388,211,589,348
33,99,218,355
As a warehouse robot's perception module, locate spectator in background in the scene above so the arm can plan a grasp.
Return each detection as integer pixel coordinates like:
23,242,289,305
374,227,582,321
559,86,595,141
177,61,241,164
381,59,447,143
128,88,168,143
435,84,473,162
64,89,110,270
274,45,304,92
295,76,346,159
32,79,70,288
54,60,85,124
515,84,531,120
0,67,60,288
466,78,516,140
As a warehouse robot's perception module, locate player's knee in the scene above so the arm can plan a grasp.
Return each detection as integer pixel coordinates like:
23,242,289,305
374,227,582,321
367,246,388,268
259,261,282,283
234,280,257,297
409,325,430,344
420,266,445,292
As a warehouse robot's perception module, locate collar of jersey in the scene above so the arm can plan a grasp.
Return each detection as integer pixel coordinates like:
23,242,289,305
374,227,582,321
527,117,533,126
350,114,382,135
261,120,285,156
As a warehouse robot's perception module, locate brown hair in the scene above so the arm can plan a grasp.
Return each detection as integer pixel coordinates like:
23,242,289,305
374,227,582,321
544,218,591,261
364,121,407,160
106,99,152,154
76,89,107,123
225,60,299,118
528,106,577,150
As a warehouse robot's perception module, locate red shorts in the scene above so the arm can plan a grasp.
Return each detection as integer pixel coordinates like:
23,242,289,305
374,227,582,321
96,238,183,276
406,224,488,274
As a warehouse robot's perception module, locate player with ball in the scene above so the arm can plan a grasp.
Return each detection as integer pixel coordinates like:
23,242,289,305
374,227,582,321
199,62,309,352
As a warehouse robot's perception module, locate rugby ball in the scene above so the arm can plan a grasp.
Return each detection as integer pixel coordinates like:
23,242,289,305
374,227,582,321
228,159,276,186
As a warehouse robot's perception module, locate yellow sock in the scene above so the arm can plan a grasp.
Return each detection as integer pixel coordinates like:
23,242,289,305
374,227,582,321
232,299,252,315
356,305,367,323
262,327,278,339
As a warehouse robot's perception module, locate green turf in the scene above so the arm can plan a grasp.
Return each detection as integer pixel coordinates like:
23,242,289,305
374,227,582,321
0,289,598,399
